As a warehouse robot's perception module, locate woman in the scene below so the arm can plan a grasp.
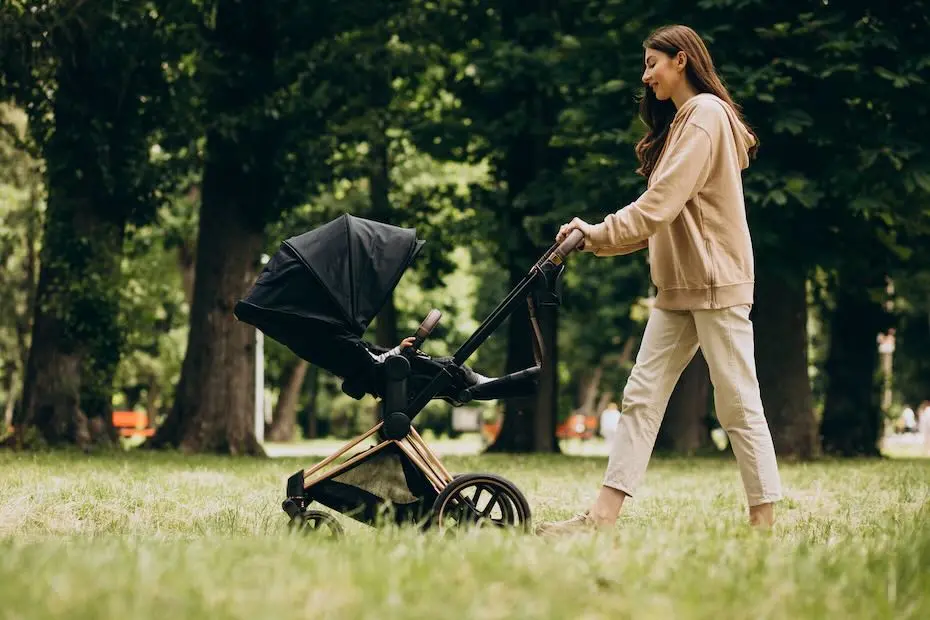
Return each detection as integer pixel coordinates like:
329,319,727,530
537,25,782,534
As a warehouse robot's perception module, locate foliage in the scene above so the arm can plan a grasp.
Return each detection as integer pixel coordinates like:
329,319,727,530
3,0,930,451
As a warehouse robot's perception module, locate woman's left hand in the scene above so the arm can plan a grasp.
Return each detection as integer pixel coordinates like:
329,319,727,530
556,217,593,248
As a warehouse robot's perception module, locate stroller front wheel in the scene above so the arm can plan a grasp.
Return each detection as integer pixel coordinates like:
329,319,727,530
289,509,345,538
427,473,532,534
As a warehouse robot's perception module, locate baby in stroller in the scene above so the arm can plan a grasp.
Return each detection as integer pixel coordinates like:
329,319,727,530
358,333,499,405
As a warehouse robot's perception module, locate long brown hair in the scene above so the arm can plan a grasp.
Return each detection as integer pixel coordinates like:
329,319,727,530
635,25,758,178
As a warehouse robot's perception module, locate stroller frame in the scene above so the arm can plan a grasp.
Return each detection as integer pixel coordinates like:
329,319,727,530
282,230,585,533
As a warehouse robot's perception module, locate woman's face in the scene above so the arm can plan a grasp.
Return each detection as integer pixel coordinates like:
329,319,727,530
642,48,685,101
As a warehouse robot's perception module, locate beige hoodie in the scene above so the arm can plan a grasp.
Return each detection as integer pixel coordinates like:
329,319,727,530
584,93,757,311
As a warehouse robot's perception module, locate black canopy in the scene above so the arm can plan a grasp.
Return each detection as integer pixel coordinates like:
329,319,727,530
234,214,423,374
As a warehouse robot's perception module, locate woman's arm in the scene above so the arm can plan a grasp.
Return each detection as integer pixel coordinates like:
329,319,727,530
586,122,713,249
582,239,648,257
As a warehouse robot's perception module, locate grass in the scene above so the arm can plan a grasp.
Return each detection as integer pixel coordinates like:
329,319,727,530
1,449,928,620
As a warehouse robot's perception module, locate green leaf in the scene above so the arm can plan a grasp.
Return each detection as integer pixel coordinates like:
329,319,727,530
912,170,930,194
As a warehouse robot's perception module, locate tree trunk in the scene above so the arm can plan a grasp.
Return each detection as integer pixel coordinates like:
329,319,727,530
576,365,604,416
268,359,309,442
148,0,281,456
486,253,561,453
820,277,887,456
13,142,125,449
6,9,164,449
752,265,819,460
145,372,161,429
178,241,197,307
147,164,266,455
14,198,125,449
368,117,398,424
3,364,16,433
368,114,397,350
485,292,537,452
655,349,712,454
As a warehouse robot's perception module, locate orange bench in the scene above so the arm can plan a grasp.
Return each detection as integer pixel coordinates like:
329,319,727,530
112,411,155,437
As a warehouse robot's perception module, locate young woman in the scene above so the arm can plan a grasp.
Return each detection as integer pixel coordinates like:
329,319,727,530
537,24,783,534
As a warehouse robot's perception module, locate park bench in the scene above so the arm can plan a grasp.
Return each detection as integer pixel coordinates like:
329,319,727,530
112,410,154,438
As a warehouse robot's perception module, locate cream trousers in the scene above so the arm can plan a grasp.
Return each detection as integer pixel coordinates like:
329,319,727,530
603,304,783,507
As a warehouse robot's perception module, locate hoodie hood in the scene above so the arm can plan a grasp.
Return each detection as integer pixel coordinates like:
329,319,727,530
675,93,755,170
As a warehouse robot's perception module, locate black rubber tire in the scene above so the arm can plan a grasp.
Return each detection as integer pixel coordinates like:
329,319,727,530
427,472,532,534
289,510,345,538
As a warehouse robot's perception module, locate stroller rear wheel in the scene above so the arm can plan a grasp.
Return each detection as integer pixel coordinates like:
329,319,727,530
289,509,345,538
428,473,531,533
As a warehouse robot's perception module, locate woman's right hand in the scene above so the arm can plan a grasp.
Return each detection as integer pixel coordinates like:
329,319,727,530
556,217,592,249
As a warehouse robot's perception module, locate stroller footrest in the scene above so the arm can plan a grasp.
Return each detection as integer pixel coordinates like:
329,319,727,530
459,366,540,402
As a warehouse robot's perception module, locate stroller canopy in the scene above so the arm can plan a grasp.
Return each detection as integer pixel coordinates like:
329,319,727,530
234,214,423,374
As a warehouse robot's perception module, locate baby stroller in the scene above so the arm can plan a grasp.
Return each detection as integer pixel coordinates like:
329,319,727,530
234,213,584,535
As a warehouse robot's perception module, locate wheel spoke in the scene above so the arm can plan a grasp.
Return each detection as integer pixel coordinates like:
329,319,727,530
482,489,504,519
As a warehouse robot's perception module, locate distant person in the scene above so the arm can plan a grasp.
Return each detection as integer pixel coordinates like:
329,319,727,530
901,406,917,434
599,402,621,443
919,401,930,456
538,24,782,536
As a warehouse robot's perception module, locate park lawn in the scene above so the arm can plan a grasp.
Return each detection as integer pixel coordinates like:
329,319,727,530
0,450,928,620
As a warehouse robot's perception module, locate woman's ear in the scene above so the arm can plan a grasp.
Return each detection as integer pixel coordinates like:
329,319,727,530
676,51,687,72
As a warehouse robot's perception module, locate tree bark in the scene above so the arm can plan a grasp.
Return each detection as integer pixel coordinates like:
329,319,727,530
820,277,887,456
752,265,819,460
655,349,712,454
178,241,197,307
268,359,309,442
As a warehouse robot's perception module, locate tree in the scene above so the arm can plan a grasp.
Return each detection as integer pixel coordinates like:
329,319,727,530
1,1,172,448
149,0,410,454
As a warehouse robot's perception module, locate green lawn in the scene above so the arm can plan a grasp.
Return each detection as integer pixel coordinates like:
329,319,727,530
1,449,928,620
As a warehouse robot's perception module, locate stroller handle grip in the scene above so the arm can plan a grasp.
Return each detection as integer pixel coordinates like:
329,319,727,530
411,308,442,350
553,229,585,262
